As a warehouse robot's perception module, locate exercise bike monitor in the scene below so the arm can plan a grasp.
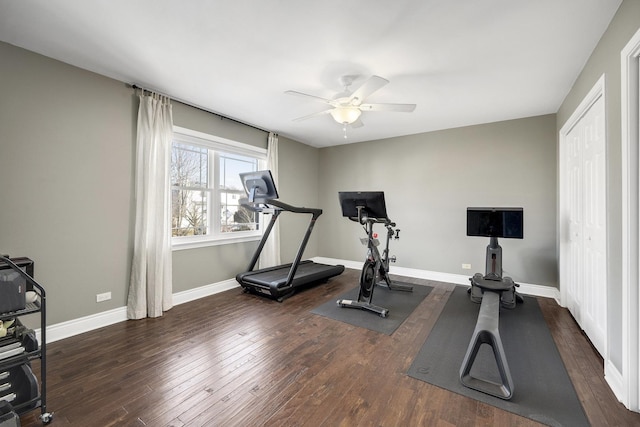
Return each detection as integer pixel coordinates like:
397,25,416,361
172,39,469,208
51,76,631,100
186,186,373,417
239,170,279,203
339,191,388,220
466,207,523,239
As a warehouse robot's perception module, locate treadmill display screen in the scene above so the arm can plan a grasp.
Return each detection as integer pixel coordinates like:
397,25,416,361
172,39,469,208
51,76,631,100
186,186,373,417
240,170,279,202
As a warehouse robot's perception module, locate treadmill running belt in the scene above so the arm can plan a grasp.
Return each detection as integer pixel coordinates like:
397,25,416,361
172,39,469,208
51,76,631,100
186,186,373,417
240,260,344,289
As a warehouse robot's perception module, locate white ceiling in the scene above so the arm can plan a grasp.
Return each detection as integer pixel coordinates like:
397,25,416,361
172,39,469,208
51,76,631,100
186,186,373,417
0,0,622,147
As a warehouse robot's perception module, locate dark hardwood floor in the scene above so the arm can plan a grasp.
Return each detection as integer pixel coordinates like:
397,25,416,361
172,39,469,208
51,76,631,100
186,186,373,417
19,269,640,426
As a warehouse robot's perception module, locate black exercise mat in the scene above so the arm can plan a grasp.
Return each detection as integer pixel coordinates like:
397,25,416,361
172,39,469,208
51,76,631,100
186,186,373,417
311,282,432,335
408,286,589,427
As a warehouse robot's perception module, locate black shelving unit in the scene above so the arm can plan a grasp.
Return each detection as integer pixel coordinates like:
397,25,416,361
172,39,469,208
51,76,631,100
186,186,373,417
0,256,52,424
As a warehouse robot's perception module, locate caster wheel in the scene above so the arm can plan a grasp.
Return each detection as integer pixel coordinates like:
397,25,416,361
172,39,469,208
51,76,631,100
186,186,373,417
41,412,54,424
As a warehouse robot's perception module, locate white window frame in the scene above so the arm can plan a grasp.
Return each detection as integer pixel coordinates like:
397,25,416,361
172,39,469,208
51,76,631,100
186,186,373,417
171,126,267,251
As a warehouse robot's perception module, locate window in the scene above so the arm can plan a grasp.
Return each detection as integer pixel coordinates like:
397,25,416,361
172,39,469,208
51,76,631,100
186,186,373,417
171,126,266,249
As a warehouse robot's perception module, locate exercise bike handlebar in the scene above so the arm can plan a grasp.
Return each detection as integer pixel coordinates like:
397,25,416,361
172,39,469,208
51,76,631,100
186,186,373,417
347,214,395,227
349,214,399,239
352,216,391,223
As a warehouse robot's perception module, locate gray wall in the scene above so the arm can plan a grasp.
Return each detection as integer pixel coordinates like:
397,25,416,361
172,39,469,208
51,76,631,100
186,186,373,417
277,136,321,262
556,0,640,375
0,41,320,324
317,115,558,287
1,42,136,325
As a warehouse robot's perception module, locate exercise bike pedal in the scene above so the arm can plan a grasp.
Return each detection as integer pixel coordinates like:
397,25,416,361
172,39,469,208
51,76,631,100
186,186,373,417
389,255,397,263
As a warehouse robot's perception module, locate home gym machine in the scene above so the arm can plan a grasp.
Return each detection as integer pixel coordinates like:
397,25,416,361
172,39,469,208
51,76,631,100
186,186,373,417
459,207,524,400
235,170,344,302
336,191,413,317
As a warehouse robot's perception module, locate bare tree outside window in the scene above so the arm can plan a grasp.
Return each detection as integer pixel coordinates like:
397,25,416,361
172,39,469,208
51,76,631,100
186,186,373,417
171,144,208,237
170,135,262,242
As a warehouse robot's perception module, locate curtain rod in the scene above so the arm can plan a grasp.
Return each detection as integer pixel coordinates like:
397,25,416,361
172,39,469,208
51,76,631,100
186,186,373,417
129,84,270,135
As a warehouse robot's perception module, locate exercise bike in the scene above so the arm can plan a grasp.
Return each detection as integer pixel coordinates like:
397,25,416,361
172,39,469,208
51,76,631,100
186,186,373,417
337,192,413,317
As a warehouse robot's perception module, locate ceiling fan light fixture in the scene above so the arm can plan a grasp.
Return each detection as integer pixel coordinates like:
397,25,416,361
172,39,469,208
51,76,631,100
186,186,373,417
330,106,361,124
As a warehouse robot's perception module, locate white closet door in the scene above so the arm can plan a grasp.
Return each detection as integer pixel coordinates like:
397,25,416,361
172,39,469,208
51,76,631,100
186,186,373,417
563,93,607,357
581,95,607,356
565,121,584,324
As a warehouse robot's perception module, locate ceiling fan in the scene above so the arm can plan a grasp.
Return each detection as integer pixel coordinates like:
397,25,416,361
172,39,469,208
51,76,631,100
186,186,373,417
285,75,416,131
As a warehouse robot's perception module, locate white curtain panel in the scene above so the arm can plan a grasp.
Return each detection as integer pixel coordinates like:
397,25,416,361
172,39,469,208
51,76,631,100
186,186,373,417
259,132,281,268
127,93,174,319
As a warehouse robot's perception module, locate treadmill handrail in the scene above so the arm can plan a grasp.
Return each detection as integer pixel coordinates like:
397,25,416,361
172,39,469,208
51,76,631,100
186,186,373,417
240,197,322,219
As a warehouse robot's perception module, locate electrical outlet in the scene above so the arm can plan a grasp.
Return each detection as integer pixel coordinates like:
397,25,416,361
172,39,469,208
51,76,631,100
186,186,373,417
462,263,472,270
96,292,111,302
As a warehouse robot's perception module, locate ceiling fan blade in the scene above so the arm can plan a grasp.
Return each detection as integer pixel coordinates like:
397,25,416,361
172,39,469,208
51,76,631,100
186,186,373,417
292,109,333,122
285,90,332,104
349,76,389,105
359,103,416,112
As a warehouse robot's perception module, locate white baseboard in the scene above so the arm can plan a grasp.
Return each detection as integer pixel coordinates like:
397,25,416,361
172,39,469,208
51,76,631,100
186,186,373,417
39,306,128,344
172,278,239,305
312,256,561,301
37,259,560,344
37,279,240,344
605,360,625,404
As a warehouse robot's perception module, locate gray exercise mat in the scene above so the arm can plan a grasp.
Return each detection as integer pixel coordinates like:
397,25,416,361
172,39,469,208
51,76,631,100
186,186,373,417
408,286,589,427
311,282,432,335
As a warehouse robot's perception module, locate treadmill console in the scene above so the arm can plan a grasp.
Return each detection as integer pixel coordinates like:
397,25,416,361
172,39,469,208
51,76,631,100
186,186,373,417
240,170,279,203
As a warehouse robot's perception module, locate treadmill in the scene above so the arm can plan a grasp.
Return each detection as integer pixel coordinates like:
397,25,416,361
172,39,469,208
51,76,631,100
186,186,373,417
235,170,344,301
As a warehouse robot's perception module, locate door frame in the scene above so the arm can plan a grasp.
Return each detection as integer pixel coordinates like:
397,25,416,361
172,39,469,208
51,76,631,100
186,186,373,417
558,73,607,353
621,26,640,412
